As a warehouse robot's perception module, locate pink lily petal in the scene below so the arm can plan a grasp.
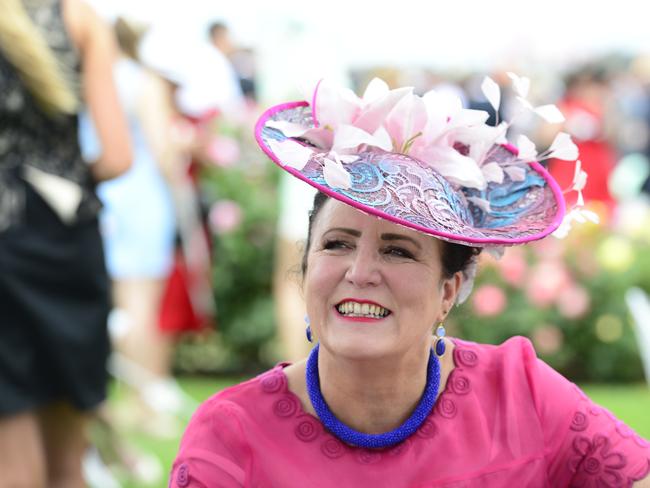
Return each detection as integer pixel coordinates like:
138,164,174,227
323,157,352,189
506,72,530,98
494,122,509,144
421,90,486,141
466,196,492,213
516,134,538,161
573,159,582,180
574,204,588,222
450,109,490,128
554,207,600,239
266,139,314,170
302,128,335,148
481,76,501,112
266,120,310,137
422,89,462,118
266,120,333,148
482,162,504,184
535,104,565,124
354,87,412,134
515,96,535,110
361,78,390,104
384,93,428,152
421,90,453,141
418,145,486,189
332,124,390,152
552,218,572,238
504,165,526,181
338,154,359,164
582,209,600,224
452,123,507,164
547,132,579,160
313,79,360,130
572,160,588,191
372,126,393,151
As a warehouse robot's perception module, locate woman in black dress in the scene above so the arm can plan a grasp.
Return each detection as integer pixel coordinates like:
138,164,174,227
0,0,131,486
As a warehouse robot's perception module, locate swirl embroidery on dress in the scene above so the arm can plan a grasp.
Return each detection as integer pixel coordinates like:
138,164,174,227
294,415,322,442
274,395,299,418
410,343,477,441
415,418,438,439
357,449,382,465
454,347,479,368
568,434,628,487
570,411,590,432
435,397,458,419
320,437,348,459
264,345,481,463
388,437,413,456
449,374,471,395
260,369,285,394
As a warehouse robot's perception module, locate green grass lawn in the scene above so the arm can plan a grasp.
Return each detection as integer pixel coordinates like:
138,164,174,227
107,377,650,488
581,384,650,438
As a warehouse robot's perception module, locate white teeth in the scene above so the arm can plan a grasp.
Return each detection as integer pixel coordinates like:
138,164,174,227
337,301,389,318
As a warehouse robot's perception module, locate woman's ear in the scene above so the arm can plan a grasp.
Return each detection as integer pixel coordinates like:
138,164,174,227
440,271,463,319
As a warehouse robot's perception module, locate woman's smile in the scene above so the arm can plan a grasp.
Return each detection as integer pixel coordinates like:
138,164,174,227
333,298,392,323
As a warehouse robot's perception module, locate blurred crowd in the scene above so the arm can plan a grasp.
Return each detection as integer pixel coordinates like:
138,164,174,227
354,58,650,204
2,0,650,486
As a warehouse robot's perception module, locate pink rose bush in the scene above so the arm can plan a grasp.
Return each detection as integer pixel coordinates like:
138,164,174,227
209,200,243,234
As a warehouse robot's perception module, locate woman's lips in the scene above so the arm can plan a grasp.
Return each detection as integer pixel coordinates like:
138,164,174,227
334,307,386,323
334,298,391,322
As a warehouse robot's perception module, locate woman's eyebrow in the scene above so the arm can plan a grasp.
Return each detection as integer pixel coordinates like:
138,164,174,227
324,227,361,237
323,228,422,250
381,233,422,250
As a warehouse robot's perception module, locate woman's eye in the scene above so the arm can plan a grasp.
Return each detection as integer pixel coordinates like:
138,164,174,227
323,239,349,250
385,246,414,259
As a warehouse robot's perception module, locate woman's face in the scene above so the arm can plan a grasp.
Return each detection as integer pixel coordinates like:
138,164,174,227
304,199,460,360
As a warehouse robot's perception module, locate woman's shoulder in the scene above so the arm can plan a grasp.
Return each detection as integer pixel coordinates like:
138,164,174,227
172,368,291,488
451,335,578,407
191,363,291,420
452,335,539,372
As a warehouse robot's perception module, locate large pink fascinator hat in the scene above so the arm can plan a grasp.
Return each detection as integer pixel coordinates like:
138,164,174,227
255,74,592,247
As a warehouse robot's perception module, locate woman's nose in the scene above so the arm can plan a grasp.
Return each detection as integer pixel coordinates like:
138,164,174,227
344,247,381,287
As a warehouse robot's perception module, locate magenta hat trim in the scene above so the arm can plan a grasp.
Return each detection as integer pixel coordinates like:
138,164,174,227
255,101,566,246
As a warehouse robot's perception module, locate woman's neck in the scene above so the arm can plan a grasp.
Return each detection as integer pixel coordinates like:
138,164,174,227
284,339,455,435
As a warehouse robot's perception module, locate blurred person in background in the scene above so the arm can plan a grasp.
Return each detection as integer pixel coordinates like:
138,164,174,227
0,0,130,486
79,17,190,436
205,21,245,116
548,67,618,210
135,20,253,340
230,47,258,103
631,55,650,196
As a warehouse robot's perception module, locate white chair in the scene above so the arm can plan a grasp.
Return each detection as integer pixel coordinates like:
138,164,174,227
625,287,650,387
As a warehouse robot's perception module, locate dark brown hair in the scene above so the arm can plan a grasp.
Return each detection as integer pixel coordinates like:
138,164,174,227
301,192,480,279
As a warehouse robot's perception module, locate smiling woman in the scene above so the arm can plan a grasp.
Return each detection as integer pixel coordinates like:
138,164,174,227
169,77,650,487
302,198,458,365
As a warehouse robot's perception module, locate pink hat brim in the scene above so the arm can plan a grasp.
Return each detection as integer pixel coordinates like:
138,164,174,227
255,101,566,247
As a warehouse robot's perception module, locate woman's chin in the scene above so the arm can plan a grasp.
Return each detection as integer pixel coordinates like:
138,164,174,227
320,334,394,361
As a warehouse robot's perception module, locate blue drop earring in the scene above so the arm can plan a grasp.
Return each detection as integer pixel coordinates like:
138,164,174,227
305,315,313,343
434,322,446,357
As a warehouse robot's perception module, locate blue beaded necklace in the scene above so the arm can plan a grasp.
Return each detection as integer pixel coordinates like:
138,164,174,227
305,343,441,449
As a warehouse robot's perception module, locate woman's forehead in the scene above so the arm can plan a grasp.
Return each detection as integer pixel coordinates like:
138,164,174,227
316,199,436,245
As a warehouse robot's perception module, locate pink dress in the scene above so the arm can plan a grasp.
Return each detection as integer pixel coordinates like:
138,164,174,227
170,338,650,487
